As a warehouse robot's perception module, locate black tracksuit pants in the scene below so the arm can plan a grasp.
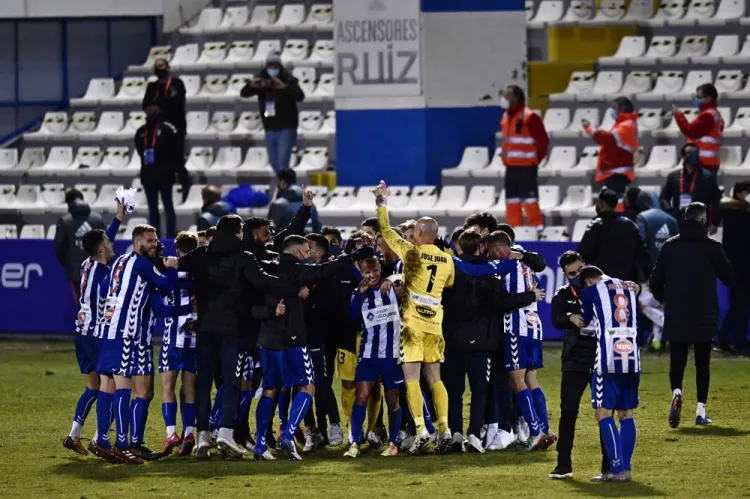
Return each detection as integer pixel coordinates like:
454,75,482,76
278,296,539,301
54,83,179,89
669,341,711,404
196,334,243,432
303,344,341,431
444,350,491,437
485,351,516,433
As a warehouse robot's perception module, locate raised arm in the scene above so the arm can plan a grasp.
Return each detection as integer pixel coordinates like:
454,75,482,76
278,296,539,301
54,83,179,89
242,252,299,297
376,206,412,260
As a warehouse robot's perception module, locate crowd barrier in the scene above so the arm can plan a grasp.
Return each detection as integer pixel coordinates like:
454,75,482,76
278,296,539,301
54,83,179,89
0,240,733,339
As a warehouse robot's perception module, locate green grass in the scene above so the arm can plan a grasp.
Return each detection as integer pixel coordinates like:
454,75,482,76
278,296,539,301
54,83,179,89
1,341,750,498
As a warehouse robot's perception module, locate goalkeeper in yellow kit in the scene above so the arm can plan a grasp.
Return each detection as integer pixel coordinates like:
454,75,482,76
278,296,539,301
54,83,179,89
374,181,455,454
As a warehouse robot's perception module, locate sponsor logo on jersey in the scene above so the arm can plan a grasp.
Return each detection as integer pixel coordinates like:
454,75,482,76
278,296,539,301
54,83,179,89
613,339,634,355
415,305,436,318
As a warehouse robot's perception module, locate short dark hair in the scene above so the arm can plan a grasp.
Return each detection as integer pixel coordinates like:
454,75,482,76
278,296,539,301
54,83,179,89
360,256,380,269
132,224,156,241
283,234,308,252
450,227,465,245
496,223,516,244
306,233,329,253
458,229,482,255
508,85,525,104
681,143,699,156
277,168,297,185
685,202,707,221
217,215,243,235
733,180,750,197
321,226,342,245
361,217,379,233
345,230,365,254
486,230,512,247
614,96,634,113
579,265,604,286
206,226,216,239
65,189,83,205
201,185,222,205
197,230,206,239
175,231,198,254
625,186,641,208
82,229,106,256
697,83,718,102
464,212,498,233
559,250,582,269
245,216,271,234
398,220,416,232
598,188,619,210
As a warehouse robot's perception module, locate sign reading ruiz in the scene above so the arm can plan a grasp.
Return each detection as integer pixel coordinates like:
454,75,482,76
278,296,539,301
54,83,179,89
334,0,421,97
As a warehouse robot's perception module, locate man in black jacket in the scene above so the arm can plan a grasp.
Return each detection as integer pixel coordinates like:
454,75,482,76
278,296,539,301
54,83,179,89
177,215,298,459
253,235,373,461
240,51,305,174
142,58,187,137
578,188,651,282
549,251,609,480
443,229,540,453
649,202,734,428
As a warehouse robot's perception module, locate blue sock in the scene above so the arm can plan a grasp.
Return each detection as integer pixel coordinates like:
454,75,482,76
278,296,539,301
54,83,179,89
599,417,624,473
162,402,178,434
181,402,196,434
73,387,98,427
130,397,150,446
254,396,274,453
278,390,290,430
422,389,436,434
388,408,402,445
516,389,541,436
95,391,114,448
237,390,254,427
619,418,636,471
113,388,131,450
531,387,550,434
209,386,223,430
351,403,366,445
284,392,313,441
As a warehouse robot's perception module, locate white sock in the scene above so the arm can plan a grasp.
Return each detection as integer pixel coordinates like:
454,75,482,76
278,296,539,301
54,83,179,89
92,429,98,444
673,388,682,398
653,327,663,342
69,421,83,440
697,402,706,418
166,425,177,437
185,426,195,436
198,430,211,446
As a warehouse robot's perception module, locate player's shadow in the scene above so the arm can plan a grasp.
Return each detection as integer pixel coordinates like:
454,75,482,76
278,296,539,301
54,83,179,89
564,479,667,497
676,425,750,438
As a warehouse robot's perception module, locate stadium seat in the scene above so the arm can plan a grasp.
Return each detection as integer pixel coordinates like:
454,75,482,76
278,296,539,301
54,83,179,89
92,184,121,211
181,75,202,99
723,106,750,136
170,44,200,69
527,0,565,27
578,71,623,102
110,151,142,178
24,112,69,141
669,0,718,26
599,36,647,65
324,186,375,217
75,147,105,174
560,146,598,178
311,73,334,101
65,112,96,139
202,111,237,140
14,185,45,211
0,149,18,171
486,189,507,217
237,147,273,176
19,224,44,239
304,110,334,140
724,146,750,174
302,4,334,30
219,41,255,69
653,107,699,138
213,147,243,172
714,70,744,97
83,112,124,140
186,147,214,173
637,108,665,135
556,108,599,138
41,183,66,213
318,186,357,215
539,185,561,212
718,146,743,172
194,43,229,70
269,4,305,31
231,112,263,140
617,0,654,23
214,6,250,33
701,0,745,26
472,148,506,178
571,219,590,241
120,217,148,239
542,146,577,177
128,45,172,72
555,185,594,216
104,77,147,105
663,35,709,63
639,145,677,178
18,148,45,171
338,226,358,240
556,0,595,25
252,40,283,66
619,71,654,98
70,78,115,106
293,67,317,97
187,111,210,137
108,111,145,140
540,225,570,241
674,70,712,100
421,185,467,217
298,111,324,138
526,0,536,20
442,147,490,178
587,0,626,24
637,71,685,101
35,147,74,174
447,185,496,217
0,184,15,207
176,184,207,214
211,73,253,103
383,186,410,211
692,35,739,64
542,108,571,136
390,185,438,217
646,2,687,27
295,147,328,175
180,7,223,35
249,5,278,29
46,224,56,239
307,40,335,66
74,184,98,205
549,71,596,102
0,224,18,239
630,36,677,65
282,39,310,65
514,226,539,242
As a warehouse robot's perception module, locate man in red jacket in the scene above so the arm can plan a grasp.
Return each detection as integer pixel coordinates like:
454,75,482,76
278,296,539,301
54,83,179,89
673,83,723,174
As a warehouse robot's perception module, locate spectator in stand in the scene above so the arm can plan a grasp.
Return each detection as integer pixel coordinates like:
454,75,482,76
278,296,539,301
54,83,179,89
661,143,721,235
143,58,187,138
197,185,234,231
578,188,651,282
268,169,322,233
673,83,724,175
582,97,639,208
240,51,305,174
717,181,750,355
500,85,549,230
53,189,106,302
634,190,679,266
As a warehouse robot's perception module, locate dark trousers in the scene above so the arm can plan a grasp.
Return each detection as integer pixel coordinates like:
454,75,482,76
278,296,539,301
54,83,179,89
485,352,515,433
720,284,750,348
444,349,490,437
143,183,176,238
557,370,609,472
196,334,242,431
669,341,711,404
303,344,340,431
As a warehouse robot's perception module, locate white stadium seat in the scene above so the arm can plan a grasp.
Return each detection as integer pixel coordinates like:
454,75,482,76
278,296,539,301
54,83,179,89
669,0,717,26
619,0,654,23
237,147,272,176
541,146,577,177
723,107,750,136
182,75,202,99
719,146,743,173
527,1,564,28
653,107,699,138
442,147,489,178
121,218,148,239
526,0,536,20
180,7,223,35
41,183,66,212
447,185,496,217
540,226,570,241
105,77,147,105
390,185,438,217
75,147,105,173
514,226,539,242
599,36,647,65
472,148,506,178
36,147,74,174
539,185,561,212
572,219,590,242
215,6,250,33
542,108,570,136
420,186,466,217
211,73,253,103
221,41,255,68
555,108,599,139
187,111,210,137
186,147,214,173
198,111,236,140
295,147,328,175
298,111,324,138
311,73,334,101
724,34,750,64
109,111,146,141
128,46,172,72
579,71,623,101
268,4,305,31
231,112,263,140
619,71,654,97
556,0,595,25
692,35,739,64
639,145,677,178
381,186,410,211
253,40,283,66
555,185,593,216
14,185,45,210
92,184,121,211
637,71,684,101
629,36,677,65
318,187,357,215
170,44,200,69
323,186,375,217
549,71,596,102
281,39,310,65
0,149,19,171
0,224,18,239
83,112,124,140
74,184,98,205
673,70,712,100
302,4,334,29
18,148,45,171
587,0,626,24
724,147,750,175
67,112,97,139
249,5,278,29
70,78,115,106
194,42,228,70
24,111,68,141
46,225,56,239
20,224,45,239
637,108,665,135
293,67,317,97
560,146,598,178
702,0,745,26
176,184,207,214
714,70,744,99
211,147,243,172
307,40,335,66
662,35,709,63
646,1,686,27
0,185,15,207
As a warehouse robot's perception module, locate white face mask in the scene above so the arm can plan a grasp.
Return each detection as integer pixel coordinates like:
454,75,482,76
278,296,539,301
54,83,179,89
499,97,510,109
745,193,750,203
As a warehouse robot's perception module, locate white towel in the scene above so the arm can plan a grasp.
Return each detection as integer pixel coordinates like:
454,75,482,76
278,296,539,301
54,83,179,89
115,186,137,213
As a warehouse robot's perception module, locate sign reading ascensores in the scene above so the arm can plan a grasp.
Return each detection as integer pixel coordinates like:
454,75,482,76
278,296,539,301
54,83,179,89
334,0,421,97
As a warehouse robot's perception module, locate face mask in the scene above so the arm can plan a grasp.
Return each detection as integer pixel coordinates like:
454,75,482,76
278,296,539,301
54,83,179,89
329,245,343,256
499,97,510,109
608,108,619,122
267,68,280,78
154,68,170,79
569,276,581,290
685,153,699,166
146,111,160,122
745,194,750,203
694,98,703,108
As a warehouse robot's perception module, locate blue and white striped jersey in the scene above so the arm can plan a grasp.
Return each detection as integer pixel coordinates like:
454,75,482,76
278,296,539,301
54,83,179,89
582,277,640,375
75,218,120,337
350,285,400,360
393,258,403,276
97,252,176,340
161,273,197,350
504,260,543,340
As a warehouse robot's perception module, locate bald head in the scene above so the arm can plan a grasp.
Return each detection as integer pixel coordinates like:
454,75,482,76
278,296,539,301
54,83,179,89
415,217,438,245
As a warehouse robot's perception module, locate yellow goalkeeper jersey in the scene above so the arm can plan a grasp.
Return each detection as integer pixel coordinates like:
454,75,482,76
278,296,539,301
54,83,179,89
377,206,455,335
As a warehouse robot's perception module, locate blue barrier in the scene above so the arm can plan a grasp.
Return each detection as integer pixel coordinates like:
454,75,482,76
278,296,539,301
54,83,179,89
0,240,734,338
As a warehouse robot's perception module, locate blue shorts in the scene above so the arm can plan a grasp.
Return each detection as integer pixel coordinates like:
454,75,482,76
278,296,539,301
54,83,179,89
127,340,154,377
75,334,99,374
505,334,544,372
355,357,404,389
261,346,314,389
592,372,640,410
159,343,197,374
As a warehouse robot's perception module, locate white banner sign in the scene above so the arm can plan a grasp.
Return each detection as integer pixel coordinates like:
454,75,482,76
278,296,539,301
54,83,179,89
334,0,421,98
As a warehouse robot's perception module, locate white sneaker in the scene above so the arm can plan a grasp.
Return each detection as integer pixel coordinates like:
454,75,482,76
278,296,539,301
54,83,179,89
409,428,431,455
328,423,344,447
217,428,247,458
525,433,545,451
467,434,485,453
243,440,255,453
398,430,408,445
434,428,453,454
487,429,515,451
302,429,315,452
367,431,383,448
400,434,415,451
196,430,211,459
451,432,466,453
484,425,497,448
253,449,276,461
427,432,437,446
480,424,488,441
515,419,530,445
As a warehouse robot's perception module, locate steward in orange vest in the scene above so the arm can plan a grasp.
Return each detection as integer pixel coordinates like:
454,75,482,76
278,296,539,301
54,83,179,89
674,83,723,171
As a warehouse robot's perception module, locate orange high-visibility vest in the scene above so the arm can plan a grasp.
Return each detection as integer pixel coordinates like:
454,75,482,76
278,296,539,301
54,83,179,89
689,108,723,169
501,107,538,167
593,117,638,183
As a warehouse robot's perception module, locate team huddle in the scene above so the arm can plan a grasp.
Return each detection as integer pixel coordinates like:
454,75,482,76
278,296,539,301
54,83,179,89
62,180,641,482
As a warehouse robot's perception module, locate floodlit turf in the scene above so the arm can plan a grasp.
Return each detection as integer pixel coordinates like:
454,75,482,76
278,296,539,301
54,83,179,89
1,341,750,498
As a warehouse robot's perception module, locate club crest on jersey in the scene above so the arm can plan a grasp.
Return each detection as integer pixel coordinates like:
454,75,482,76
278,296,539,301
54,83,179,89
415,305,436,318
76,311,86,325
613,339,634,355
526,311,539,325
104,307,115,321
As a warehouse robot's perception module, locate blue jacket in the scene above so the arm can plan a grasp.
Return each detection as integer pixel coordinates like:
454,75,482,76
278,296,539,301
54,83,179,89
635,191,679,265
268,184,322,233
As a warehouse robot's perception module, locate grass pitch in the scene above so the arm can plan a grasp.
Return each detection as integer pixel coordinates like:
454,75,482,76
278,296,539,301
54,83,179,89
1,341,750,498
